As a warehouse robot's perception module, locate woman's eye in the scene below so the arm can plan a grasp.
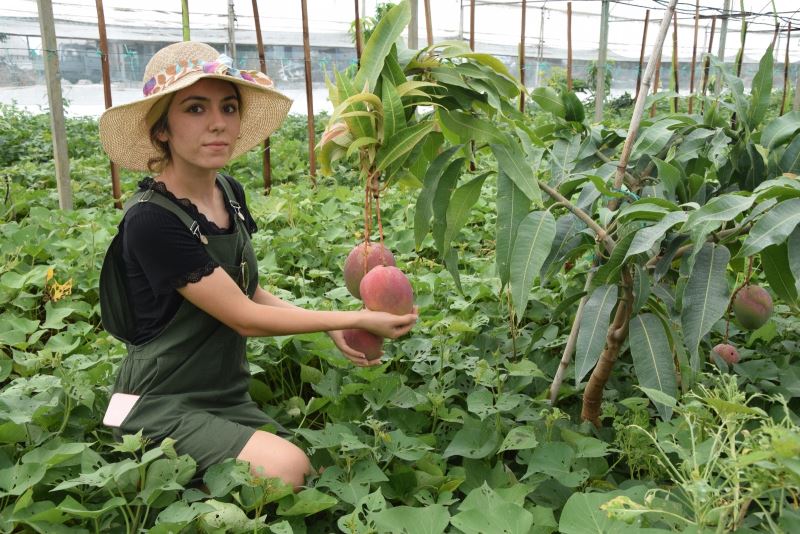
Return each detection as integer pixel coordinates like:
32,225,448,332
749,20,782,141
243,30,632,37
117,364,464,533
224,104,239,114
187,104,203,113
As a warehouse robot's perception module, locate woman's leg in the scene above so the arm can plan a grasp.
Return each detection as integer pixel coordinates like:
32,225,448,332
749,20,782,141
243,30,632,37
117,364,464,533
236,430,312,490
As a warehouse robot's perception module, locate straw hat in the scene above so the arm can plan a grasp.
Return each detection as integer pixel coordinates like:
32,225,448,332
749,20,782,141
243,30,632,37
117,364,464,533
99,41,292,171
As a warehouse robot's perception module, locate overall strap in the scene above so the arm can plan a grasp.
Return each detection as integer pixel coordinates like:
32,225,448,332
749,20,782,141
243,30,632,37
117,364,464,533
124,188,208,244
215,174,247,229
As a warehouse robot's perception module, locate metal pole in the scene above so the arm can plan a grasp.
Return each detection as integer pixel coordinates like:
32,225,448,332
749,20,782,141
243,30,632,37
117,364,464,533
689,0,699,113
95,0,121,209
408,0,418,49
181,0,190,41
567,1,572,91
635,10,649,100
519,0,526,112
594,0,609,123
354,0,363,63
36,0,72,210
251,0,272,194
300,0,316,183
424,0,433,46
227,0,236,62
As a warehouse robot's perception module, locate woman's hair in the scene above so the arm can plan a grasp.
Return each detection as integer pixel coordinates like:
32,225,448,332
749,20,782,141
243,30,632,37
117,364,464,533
146,83,242,174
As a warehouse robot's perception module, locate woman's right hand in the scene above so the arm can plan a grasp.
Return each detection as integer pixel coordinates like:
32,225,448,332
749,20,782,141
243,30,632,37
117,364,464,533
357,307,418,339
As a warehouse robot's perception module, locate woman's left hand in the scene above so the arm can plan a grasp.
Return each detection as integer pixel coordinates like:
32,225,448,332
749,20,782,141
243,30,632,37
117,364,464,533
327,330,382,367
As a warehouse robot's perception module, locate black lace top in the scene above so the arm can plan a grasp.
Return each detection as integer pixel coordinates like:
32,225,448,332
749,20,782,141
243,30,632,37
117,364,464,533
122,175,257,344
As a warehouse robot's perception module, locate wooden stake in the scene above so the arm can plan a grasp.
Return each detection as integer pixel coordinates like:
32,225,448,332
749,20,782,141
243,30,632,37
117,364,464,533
252,0,272,194
519,0,527,112
354,0,363,62
469,0,475,50
424,0,433,46
300,0,316,183
782,23,792,115
701,16,716,100
671,10,679,113
689,0,699,113
95,0,121,209
408,0,418,49
635,9,649,100
594,0,610,123
715,0,730,95
181,0,190,41
567,2,573,91
36,0,72,210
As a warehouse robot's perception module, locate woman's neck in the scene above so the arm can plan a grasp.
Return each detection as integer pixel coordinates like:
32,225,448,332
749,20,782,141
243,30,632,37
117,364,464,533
157,163,219,204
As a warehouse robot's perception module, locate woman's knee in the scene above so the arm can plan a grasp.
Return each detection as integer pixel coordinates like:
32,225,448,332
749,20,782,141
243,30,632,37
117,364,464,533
237,431,312,489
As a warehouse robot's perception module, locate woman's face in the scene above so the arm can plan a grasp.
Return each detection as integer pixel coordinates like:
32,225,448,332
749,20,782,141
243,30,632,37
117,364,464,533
158,78,241,172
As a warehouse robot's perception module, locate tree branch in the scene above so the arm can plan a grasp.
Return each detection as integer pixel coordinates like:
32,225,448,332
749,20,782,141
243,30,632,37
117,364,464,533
538,180,616,253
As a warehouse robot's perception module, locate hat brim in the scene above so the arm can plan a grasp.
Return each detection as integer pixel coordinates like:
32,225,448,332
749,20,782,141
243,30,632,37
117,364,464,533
99,71,293,172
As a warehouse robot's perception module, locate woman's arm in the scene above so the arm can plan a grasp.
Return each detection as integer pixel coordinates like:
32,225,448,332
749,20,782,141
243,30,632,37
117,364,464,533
177,267,416,339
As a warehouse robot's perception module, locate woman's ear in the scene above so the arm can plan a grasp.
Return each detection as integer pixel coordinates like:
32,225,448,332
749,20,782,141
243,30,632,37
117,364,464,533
156,129,169,143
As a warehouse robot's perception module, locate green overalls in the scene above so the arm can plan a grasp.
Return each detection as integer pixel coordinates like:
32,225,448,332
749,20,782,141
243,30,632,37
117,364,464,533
100,176,278,472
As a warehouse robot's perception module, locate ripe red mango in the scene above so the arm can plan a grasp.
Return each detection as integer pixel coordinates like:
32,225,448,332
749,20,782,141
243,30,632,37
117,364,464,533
732,285,773,330
343,242,396,299
343,329,383,360
360,265,414,316
711,343,739,365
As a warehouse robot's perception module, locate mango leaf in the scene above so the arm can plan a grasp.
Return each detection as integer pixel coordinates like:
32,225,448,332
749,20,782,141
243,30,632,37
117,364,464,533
415,148,463,248
681,243,731,371
625,211,687,261
510,211,556,323
372,505,450,534
651,158,682,200
540,214,585,278
496,170,532,287
762,243,798,305
746,46,774,130
682,194,755,231
380,44,407,87
779,134,800,174
629,314,677,420
380,78,405,142
531,87,565,118
761,111,800,149
375,122,434,172
443,173,489,251
739,198,800,258
431,158,466,255
789,227,800,296
335,71,373,139
630,118,680,161
592,232,635,287
436,109,505,144
491,142,541,204
345,136,378,158
631,264,651,315
709,55,748,130
575,284,617,386
561,91,585,123
354,0,411,92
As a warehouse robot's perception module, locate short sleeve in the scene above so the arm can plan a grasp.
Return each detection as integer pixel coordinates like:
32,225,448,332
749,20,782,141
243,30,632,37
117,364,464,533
123,203,219,294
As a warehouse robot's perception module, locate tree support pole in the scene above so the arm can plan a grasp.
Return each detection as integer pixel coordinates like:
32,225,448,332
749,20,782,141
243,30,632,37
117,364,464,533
594,0,609,123
519,0,527,112
354,0,363,63
671,10,679,113
95,0,121,209
689,0,699,113
251,0,272,194
567,2,573,91
780,23,791,116
181,0,190,41
635,10,649,101
423,0,433,46
300,0,316,184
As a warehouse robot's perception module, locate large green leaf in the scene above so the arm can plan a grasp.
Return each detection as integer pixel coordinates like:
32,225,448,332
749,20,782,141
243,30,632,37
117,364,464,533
414,147,463,248
789,227,800,297
431,158,466,255
739,198,800,257
372,504,450,534
437,109,505,144
509,211,556,323
496,170,532,287
762,243,798,305
354,0,411,92
451,498,532,534
625,211,687,261
380,78,405,142
491,142,542,204
531,87,565,118
575,284,617,385
778,134,800,174
761,111,800,149
709,55,748,130
746,46,774,130
541,214,585,277
680,243,731,371
652,158,682,200
443,418,500,459
629,314,677,420
335,71,373,139
561,91,585,123
630,118,680,161
682,194,755,231
443,172,490,249
374,121,434,172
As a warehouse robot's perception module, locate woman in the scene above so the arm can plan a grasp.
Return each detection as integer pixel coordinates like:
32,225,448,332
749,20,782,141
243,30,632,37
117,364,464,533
98,42,417,489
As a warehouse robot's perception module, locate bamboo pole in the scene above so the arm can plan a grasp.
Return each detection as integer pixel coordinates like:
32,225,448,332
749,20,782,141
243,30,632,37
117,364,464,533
181,0,190,41
469,0,475,51
701,17,716,100
715,0,730,95
227,0,236,62
300,0,316,183
36,0,72,210
635,10,649,100
251,0,272,194
567,2,573,91
423,0,433,46
671,10,679,113
408,0,418,49
354,0,363,62
594,0,610,122
689,0,699,113
650,45,662,118
519,0,527,112
95,0,121,209
782,23,793,115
